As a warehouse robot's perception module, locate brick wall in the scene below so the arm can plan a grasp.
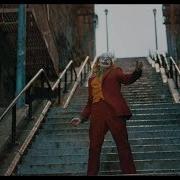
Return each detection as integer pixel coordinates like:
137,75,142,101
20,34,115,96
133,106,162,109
45,4,95,69
163,4,180,65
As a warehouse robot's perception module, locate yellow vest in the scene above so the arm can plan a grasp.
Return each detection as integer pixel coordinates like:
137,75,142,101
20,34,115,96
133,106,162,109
91,76,104,103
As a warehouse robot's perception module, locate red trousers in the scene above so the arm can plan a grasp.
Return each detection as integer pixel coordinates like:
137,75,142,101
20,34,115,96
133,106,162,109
87,100,136,176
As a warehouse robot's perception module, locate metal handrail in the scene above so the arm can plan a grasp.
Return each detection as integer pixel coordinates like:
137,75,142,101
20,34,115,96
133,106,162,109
84,55,98,87
170,57,180,75
63,56,90,108
0,69,49,122
162,54,170,78
163,54,170,70
52,60,74,90
169,56,180,89
157,54,163,67
90,55,98,69
0,60,75,145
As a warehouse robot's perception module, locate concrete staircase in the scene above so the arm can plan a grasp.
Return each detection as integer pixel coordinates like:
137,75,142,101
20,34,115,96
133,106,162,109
16,58,180,176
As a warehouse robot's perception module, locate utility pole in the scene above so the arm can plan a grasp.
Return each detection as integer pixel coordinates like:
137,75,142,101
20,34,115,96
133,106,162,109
16,4,26,107
104,9,109,52
153,8,158,51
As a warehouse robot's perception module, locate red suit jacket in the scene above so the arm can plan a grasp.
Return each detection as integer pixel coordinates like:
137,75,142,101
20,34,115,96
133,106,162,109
81,66,142,121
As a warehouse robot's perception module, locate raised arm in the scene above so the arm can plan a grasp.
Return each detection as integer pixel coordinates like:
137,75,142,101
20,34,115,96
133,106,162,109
116,61,143,85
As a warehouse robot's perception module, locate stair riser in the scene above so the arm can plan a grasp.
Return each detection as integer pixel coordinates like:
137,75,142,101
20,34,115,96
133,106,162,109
22,151,180,166
17,159,180,175
33,135,180,145
70,100,173,106
36,131,180,140
43,120,180,128
27,145,180,156
40,125,180,132
49,108,180,115
46,114,180,121
63,104,180,110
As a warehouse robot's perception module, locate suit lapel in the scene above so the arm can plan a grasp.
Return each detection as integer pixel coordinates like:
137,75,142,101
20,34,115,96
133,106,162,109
102,67,114,84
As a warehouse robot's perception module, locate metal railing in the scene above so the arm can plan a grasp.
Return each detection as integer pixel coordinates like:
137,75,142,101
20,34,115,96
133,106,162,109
155,53,170,78
169,57,180,89
151,53,180,90
160,54,170,78
157,54,163,67
84,55,98,87
0,60,76,146
63,56,91,108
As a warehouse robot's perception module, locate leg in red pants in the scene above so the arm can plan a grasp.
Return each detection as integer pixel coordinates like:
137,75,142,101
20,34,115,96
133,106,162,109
87,101,136,176
107,118,136,174
87,104,108,176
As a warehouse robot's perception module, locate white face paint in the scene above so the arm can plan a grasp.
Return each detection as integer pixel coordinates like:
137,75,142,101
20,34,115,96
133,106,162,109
99,57,112,68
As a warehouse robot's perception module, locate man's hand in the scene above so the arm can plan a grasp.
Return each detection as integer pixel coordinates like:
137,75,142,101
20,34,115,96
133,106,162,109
70,117,81,127
135,61,143,71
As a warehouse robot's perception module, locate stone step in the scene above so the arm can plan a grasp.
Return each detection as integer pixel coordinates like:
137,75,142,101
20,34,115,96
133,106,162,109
31,135,180,150
129,103,180,108
49,107,179,115
36,129,180,140
71,95,171,101
16,57,180,176
72,93,172,99
47,112,180,120
28,144,180,155
21,151,180,165
41,124,180,132
122,94,171,98
99,169,180,176
42,119,180,126
17,159,180,175
44,117,180,126
65,103,180,110
71,95,172,100
70,100,172,105
71,97,172,103
48,107,180,115
17,168,180,176
127,119,180,126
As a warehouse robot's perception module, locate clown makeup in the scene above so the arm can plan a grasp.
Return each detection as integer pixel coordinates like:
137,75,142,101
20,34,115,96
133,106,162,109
99,56,112,68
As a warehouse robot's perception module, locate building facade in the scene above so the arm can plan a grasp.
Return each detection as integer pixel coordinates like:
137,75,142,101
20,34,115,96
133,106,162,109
162,4,180,65
0,4,97,107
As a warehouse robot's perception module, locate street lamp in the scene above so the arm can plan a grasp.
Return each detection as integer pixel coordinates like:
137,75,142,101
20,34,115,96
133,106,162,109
104,9,109,52
153,8,158,51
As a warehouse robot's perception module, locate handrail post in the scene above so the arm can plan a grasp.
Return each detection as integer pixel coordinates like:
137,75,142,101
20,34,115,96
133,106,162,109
80,72,83,85
12,105,17,145
161,55,166,68
41,73,44,88
70,65,73,83
85,65,87,78
63,71,68,93
72,64,77,81
58,80,61,104
63,56,89,108
164,55,170,78
83,67,85,80
26,86,32,121
170,60,173,79
175,68,178,89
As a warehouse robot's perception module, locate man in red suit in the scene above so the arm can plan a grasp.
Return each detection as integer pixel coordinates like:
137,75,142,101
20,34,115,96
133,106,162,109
71,52,143,176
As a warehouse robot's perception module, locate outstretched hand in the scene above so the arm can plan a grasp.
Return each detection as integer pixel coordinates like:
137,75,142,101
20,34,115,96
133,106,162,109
70,117,81,127
135,61,143,71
